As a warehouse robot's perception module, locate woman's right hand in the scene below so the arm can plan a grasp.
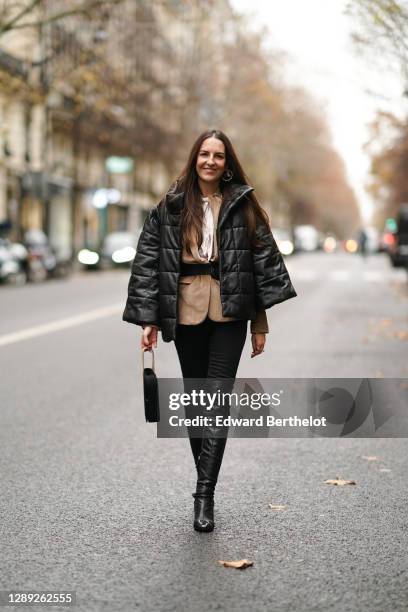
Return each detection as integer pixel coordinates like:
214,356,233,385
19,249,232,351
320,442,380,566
141,325,158,351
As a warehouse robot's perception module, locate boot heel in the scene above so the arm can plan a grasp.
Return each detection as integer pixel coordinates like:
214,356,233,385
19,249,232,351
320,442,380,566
193,495,214,532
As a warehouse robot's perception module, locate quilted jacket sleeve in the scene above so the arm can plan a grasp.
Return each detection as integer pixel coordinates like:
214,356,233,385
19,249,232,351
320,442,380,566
252,220,297,310
122,204,161,328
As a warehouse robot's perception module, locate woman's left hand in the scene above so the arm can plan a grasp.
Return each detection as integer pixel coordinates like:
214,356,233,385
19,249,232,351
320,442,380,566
251,333,266,358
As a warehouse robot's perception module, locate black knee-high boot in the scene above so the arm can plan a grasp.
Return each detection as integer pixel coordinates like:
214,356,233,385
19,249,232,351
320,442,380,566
187,430,203,470
193,436,227,531
183,381,204,470
193,380,230,532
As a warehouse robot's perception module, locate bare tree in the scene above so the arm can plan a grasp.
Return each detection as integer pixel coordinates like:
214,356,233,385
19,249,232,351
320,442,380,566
364,110,408,222
345,0,408,90
0,0,127,36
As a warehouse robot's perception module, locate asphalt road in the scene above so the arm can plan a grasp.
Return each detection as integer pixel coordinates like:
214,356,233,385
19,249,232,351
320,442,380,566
0,252,407,611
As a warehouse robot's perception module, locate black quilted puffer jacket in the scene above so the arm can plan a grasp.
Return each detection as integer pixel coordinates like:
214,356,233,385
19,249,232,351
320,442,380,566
123,182,297,342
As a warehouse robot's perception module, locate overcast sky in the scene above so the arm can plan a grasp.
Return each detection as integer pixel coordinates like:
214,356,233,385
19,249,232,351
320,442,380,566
230,0,405,223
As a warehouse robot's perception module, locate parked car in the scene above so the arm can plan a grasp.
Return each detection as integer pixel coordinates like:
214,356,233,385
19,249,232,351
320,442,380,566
78,230,140,270
388,205,408,268
0,238,27,285
24,229,72,281
293,225,320,252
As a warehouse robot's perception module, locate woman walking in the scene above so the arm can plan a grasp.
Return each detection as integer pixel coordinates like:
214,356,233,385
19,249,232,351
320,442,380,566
123,129,297,532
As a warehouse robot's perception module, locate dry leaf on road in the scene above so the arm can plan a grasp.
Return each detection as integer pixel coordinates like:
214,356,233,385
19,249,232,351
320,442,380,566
324,477,356,486
217,559,253,570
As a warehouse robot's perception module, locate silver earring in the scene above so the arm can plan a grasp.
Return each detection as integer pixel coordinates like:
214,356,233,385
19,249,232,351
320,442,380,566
221,169,233,182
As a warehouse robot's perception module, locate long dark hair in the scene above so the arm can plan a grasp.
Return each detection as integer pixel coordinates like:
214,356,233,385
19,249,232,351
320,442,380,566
169,129,270,256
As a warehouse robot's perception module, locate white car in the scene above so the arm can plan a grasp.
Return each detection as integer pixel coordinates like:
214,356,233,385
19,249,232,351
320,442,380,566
78,230,141,269
293,225,319,252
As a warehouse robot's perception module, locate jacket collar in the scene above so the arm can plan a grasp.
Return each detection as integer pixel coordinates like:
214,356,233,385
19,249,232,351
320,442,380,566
164,183,254,223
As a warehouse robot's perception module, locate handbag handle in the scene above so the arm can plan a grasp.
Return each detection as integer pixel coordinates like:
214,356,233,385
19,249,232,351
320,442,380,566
141,347,155,375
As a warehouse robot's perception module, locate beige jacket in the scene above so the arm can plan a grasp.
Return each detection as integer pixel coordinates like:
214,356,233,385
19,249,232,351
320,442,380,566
178,192,269,334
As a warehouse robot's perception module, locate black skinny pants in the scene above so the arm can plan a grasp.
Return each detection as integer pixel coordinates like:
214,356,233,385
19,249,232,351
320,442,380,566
174,317,248,444
174,316,248,380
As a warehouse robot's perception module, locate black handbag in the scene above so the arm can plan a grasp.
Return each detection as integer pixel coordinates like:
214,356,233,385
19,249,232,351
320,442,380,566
142,348,160,422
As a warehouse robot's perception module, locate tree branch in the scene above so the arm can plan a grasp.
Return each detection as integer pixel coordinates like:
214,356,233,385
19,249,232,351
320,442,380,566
0,0,42,35
0,0,124,36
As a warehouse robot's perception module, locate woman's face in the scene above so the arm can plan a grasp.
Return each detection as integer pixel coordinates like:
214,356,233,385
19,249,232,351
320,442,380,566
195,137,226,186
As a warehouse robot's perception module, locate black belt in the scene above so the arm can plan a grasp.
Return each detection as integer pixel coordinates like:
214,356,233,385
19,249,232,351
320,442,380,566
179,261,220,280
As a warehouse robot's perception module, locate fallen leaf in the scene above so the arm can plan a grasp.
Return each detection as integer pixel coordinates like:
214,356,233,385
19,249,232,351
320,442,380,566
268,504,287,511
324,477,356,486
375,370,384,378
361,455,379,461
217,559,253,570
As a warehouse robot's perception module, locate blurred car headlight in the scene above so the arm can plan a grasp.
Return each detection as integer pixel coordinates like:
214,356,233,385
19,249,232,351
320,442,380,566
345,239,358,253
78,249,99,265
323,236,337,253
112,246,136,263
277,240,294,256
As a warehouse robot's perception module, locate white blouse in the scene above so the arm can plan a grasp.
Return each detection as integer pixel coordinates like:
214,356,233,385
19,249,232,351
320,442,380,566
198,195,215,261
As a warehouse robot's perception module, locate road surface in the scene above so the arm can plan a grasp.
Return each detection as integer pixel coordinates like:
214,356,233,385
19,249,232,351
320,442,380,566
1,251,407,611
